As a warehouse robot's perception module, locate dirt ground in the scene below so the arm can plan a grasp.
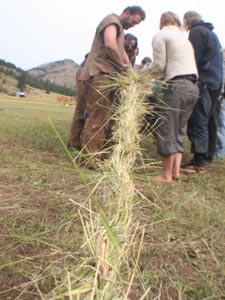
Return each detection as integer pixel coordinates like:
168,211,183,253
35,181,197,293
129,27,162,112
1,136,225,299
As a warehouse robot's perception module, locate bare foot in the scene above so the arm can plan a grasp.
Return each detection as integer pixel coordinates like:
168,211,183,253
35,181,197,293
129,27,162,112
172,175,180,181
153,174,173,183
172,169,180,180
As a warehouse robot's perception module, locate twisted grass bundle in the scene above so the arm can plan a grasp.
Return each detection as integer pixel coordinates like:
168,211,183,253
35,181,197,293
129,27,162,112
47,68,156,299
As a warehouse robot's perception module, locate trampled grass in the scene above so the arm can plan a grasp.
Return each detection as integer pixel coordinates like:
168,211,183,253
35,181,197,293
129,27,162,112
0,94,225,299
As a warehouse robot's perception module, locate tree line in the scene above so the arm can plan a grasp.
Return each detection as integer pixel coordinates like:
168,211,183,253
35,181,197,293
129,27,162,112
0,59,76,97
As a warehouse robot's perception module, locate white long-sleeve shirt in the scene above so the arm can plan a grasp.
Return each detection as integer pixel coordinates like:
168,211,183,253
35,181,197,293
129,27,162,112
146,25,198,81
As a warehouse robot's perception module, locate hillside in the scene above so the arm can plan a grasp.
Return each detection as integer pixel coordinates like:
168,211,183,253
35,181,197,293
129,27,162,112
0,72,18,95
28,59,79,88
0,59,21,95
0,58,80,97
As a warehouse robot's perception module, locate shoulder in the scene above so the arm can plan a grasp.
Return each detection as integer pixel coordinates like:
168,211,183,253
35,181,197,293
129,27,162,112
152,26,182,44
98,14,122,33
152,30,165,44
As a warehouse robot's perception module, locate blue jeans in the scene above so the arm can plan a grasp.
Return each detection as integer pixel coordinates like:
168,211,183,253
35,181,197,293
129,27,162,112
215,99,225,159
187,82,222,156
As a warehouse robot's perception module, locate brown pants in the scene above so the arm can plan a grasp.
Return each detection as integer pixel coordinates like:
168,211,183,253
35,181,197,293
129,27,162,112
68,67,87,149
81,74,116,155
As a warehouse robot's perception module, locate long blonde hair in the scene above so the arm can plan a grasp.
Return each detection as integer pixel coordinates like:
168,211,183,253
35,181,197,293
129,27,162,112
160,11,182,29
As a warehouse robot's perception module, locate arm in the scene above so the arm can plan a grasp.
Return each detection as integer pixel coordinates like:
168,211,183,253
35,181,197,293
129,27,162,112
123,49,132,66
188,27,216,68
144,33,166,76
151,34,166,73
189,28,205,67
104,24,130,68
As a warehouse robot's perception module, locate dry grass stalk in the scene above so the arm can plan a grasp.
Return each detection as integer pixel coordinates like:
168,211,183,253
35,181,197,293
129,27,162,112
46,68,156,299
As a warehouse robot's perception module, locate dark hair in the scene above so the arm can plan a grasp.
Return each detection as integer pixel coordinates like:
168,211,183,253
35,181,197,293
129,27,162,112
124,33,139,65
123,6,146,20
141,56,152,65
125,33,138,47
183,11,202,31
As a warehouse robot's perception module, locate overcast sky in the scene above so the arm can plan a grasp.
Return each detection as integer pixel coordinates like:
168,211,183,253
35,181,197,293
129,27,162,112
1,0,224,70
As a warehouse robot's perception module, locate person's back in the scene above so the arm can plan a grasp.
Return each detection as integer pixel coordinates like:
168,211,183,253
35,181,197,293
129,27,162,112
187,19,223,88
181,11,224,173
150,24,198,81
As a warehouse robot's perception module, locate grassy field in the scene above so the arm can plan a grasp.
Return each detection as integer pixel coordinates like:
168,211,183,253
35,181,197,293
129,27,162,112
0,97,225,299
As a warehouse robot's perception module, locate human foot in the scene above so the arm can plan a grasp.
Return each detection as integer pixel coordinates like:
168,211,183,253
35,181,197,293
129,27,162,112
180,164,206,174
153,174,173,183
172,174,180,181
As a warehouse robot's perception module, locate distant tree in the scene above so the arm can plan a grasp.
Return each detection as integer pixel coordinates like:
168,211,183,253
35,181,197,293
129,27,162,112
0,59,16,69
4,69,16,77
17,72,27,91
0,59,76,96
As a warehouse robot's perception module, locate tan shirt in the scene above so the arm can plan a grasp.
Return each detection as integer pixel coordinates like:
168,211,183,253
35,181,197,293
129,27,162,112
79,14,125,81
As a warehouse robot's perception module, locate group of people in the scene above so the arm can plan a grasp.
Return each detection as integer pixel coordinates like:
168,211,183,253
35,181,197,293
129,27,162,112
67,5,224,182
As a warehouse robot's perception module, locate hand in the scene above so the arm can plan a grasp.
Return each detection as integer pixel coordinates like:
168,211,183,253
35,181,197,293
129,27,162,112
122,62,131,69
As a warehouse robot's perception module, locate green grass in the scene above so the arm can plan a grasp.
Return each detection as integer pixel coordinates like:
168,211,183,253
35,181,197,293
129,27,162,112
0,98,225,299
0,99,73,155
